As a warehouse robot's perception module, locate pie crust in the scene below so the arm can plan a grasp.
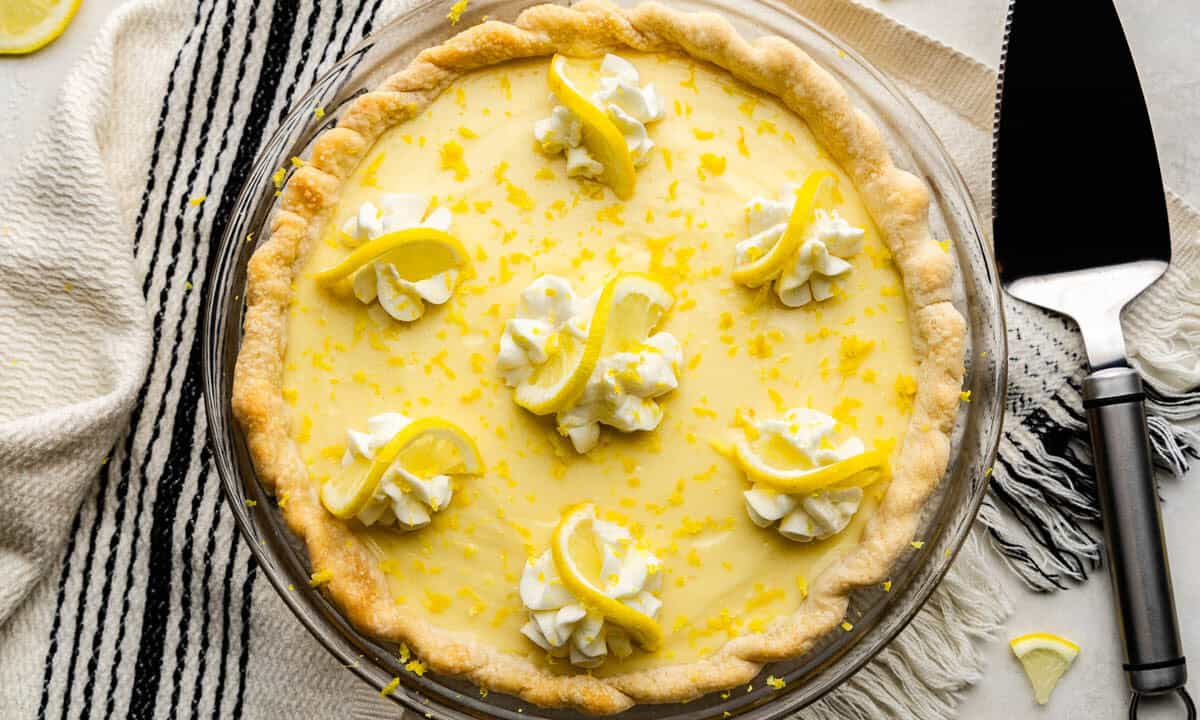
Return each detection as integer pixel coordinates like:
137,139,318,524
231,1,965,712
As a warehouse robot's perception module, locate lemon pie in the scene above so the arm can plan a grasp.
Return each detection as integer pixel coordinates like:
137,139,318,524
232,1,964,713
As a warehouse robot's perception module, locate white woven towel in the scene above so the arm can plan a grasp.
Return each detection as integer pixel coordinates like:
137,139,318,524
1,1,1196,719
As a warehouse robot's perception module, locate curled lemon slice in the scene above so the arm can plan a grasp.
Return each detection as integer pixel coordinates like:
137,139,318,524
731,170,838,287
551,503,662,651
548,54,637,200
733,442,889,495
312,227,470,288
320,417,483,520
1010,633,1079,705
514,279,614,415
0,0,81,55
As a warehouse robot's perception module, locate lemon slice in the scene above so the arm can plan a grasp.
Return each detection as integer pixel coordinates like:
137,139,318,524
1010,632,1080,705
551,503,662,651
733,442,889,495
313,227,469,288
548,54,637,200
320,417,483,520
514,279,615,415
602,273,674,354
0,0,80,55
731,171,838,287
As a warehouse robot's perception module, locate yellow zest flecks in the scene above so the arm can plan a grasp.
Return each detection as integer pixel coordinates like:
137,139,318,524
314,106,325,119
272,168,286,190
189,195,206,206
894,373,918,413
837,335,875,379
505,182,535,211
910,540,925,550
841,621,853,632
405,659,427,676
361,152,386,188
766,675,786,690
380,677,401,697
439,140,469,181
697,153,726,180
309,569,333,587
446,0,469,25
692,128,715,140
960,390,972,402
882,580,892,592
291,156,306,169
937,239,952,252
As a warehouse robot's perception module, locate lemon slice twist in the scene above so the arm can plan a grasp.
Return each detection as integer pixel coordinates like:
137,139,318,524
514,273,673,416
320,417,483,520
313,227,470,289
732,170,838,287
547,54,638,201
733,443,889,495
551,503,663,651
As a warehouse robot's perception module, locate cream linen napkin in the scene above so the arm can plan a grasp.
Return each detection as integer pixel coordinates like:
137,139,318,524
2,1,1197,719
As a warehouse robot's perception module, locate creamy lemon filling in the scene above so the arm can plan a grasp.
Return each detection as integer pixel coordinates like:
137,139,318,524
737,408,868,542
535,54,664,179
736,186,865,307
285,54,918,672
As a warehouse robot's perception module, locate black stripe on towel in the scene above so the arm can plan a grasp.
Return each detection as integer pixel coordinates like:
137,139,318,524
126,0,301,717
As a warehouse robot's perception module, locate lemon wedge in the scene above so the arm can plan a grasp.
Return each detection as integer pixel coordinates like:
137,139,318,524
732,170,838,287
733,441,888,495
547,54,637,200
0,0,80,55
1010,632,1080,705
514,279,614,415
320,417,483,520
313,227,469,288
551,503,662,651
601,273,674,354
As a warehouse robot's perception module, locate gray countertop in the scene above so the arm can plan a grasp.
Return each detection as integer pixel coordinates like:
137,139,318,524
3,1,1197,717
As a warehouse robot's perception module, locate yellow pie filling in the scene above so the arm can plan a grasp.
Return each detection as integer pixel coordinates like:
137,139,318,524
282,53,918,674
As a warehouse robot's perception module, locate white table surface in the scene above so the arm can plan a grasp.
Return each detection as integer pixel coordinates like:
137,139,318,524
2,1,1197,718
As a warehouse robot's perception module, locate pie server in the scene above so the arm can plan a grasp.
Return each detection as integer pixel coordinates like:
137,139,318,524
993,1,1193,716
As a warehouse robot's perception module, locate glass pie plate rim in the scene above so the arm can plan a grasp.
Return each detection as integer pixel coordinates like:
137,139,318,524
201,1,1008,718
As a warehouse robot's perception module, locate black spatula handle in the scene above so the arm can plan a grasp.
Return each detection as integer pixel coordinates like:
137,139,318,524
1084,367,1186,695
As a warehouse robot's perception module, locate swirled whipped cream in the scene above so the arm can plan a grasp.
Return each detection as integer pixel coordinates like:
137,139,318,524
742,408,865,542
519,521,663,667
736,187,865,307
534,54,665,178
497,275,682,453
341,412,453,529
338,193,458,322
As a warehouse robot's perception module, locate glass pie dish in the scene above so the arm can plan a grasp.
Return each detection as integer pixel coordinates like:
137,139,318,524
202,0,1007,717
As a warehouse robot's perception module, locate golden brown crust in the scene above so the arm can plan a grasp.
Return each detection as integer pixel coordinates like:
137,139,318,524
231,1,966,712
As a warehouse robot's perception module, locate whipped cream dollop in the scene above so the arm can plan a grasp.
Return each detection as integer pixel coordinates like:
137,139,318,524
741,408,865,542
736,187,865,307
341,412,453,530
519,521,663,667
534,54,665,179
497,275,682,453
339,193,458,322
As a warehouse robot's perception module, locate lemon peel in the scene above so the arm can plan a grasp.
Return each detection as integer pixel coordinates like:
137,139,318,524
550,503,663,651
547,54,637,200
312,227,469,288
733,442,888,495
732,170,837,287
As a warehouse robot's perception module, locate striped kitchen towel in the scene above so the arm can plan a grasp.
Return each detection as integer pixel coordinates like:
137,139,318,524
0,1,1196,719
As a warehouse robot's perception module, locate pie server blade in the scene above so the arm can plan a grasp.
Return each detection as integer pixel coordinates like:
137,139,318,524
992,0,1193,713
